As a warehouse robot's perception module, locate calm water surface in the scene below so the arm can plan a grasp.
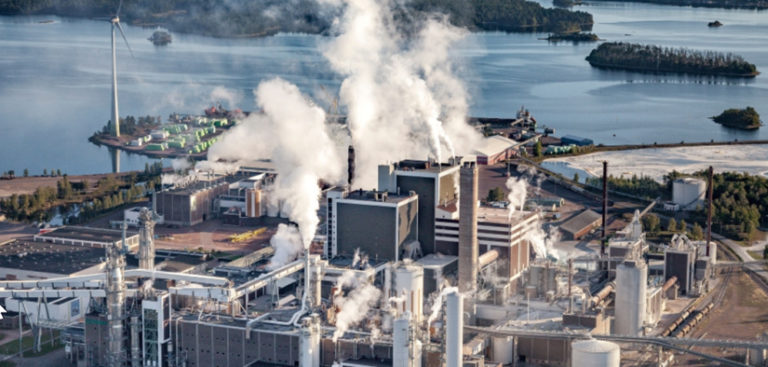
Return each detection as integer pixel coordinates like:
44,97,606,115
0,1,766,174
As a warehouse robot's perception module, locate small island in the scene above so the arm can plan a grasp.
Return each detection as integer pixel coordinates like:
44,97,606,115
546,32,599,43
712,107,762,130
585,42,759,78
708,20,723,27
148,30,172,46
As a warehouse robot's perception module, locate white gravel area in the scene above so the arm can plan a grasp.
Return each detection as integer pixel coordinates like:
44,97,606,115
542,144,768,183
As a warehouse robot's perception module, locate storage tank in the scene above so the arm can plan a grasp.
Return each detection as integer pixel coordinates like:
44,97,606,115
672,178,706,210
394,262,424,323
571,339,620,367
491,336,514,365
615,259,647,336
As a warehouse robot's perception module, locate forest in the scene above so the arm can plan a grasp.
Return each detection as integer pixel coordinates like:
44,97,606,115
586,42,759,78
592,170,768,240
0,0,593,37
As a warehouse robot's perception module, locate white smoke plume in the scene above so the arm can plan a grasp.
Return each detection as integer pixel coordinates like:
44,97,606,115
505,176,527,217
320,0,481,188
171,158,192,172
426,286,458,325
525,218,563,261
332,270,382,342
267,224,304,270
209,78,344,248
209,86,243,109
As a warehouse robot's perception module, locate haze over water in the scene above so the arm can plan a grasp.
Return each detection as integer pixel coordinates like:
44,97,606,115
0,1,766,175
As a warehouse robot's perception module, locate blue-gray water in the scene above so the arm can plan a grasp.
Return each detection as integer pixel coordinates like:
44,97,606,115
0,1,767,175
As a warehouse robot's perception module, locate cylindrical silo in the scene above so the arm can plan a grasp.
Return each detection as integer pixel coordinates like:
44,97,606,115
615,259,647,336
571,339,620,367
394,262,424,323
672,178,706,210
446,290,463,367
492,336,514,365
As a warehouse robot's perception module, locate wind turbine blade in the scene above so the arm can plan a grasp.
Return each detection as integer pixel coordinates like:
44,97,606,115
116,22,134,58
116,0,123,17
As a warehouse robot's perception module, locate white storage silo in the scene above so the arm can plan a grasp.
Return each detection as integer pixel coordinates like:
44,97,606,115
393,312,421,367
672,178,706,210
394,262,424,323
492,336,514,365
615,259,647,336
571,339,620,367
446,290,463,367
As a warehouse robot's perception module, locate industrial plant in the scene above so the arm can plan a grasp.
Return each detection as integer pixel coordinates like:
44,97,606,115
1,155,767,367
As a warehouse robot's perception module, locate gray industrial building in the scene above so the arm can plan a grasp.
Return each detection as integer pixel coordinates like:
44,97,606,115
378,160,460,255
326,189,419,261
155,180,229,226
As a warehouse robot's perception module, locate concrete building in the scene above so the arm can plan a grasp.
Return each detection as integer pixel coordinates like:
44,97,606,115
664,247,696,295
559,209,601,241
35,226,139,249
378,160,461,255
155,180,229,226
436,208,538,283
326,189,419,261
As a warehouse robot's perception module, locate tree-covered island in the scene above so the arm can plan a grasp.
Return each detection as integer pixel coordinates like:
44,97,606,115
585,42,759,78
711,107,762,130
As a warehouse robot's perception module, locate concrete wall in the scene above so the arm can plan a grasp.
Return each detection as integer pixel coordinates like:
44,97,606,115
337,203,397,261
397,176,436,254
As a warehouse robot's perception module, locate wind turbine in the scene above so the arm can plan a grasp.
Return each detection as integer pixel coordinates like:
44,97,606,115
109,0,133,138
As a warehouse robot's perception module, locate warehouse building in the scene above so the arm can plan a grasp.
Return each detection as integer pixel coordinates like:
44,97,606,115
155,179,229,226
473,135,521,165
559,209,601,241
326,188,419,261
0,240,106,280
35,226,138,249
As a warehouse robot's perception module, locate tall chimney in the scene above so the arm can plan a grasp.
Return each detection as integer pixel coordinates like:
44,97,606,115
459,161,478,293
601,161,608,257
347,145,355,187
706,166,713,256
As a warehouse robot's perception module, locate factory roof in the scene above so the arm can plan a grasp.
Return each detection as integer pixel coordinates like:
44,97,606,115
160,179,228,195
0,240,105,275
473,135,520,157
394,159,460,175
477,206,536,225
416,254,458,269
36,226,136,244
560,209,602,235
340,190,417,205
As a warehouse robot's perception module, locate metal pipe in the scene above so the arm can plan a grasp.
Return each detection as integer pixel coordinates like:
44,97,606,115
706,166,713,256
478,250,500,268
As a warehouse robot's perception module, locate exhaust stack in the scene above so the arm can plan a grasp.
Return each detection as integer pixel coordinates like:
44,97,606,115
601,161,608,257
706,166,713,256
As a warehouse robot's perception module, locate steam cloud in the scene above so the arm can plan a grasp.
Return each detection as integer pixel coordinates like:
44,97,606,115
332,270,382,341
209,78,344,247
320,0,481,188
267,224,305,269
505,176,527,217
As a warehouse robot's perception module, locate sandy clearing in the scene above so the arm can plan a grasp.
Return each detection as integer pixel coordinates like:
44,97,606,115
542,144,768,183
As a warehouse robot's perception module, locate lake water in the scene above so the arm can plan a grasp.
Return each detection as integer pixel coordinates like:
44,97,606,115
1,1,767,175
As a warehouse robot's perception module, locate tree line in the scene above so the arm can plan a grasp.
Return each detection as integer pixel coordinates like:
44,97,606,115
586,42,759,77
0,162,163,223
1,0,593,37
100,115,162,136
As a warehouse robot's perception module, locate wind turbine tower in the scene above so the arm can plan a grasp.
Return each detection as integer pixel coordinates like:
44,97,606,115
109,0,133,138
